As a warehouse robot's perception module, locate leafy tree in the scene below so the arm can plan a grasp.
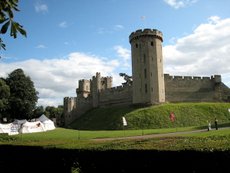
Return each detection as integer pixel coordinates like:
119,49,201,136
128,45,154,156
33,106,45,118
6,69,38,120
0,0,26,52
119,73,132,86
45,105,64,126
0,78,10,120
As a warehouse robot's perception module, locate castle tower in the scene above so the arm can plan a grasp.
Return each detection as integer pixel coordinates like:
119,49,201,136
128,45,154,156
76,79,91,98
129,29,165,104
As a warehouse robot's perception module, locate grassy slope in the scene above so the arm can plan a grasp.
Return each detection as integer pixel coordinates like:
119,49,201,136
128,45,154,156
1,127,230,151
69,102,230,130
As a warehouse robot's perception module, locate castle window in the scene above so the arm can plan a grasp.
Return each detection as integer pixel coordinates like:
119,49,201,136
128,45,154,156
151,88,153,92
144,54,146,64
136,44,138,48
145,84,147,93
151,42,154,46
144,69,147,79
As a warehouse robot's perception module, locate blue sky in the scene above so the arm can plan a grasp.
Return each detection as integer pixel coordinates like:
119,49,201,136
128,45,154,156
1,0,230,107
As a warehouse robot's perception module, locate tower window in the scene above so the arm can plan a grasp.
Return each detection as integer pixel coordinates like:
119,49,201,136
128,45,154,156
143,54,146,64
145,84,147,93
144,69,147,79
136,44,138,48
151,42,154,46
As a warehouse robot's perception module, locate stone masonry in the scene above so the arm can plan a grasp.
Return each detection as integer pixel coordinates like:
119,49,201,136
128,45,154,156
64,28,230,126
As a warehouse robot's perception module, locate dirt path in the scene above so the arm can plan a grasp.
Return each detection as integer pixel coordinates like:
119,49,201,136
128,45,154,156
92,127,230,141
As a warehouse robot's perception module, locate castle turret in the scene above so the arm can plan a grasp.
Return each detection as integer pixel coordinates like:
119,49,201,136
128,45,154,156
129,29,165,104
76,79,91,98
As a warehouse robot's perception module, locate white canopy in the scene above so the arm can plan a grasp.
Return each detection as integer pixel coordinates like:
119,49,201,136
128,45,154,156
20,121,46,134
0,123,19,135
36,114,55,131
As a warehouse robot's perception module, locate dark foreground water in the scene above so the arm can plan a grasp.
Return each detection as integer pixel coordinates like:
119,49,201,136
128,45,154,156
0,145,230,173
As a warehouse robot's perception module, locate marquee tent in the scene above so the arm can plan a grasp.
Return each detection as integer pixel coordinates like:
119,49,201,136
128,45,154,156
19,121,46,134
36,114,55,131
0,123,19,135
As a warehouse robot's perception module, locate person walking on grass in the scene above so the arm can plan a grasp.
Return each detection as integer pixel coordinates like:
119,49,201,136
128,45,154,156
214,117,218,130
208,121,211,131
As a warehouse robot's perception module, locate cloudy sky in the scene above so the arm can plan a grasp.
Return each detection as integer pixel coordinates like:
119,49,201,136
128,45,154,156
1,0,230,107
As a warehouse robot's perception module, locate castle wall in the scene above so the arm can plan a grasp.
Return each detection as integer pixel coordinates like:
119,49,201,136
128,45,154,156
63,96,92,126
164,74,222,102
99,85,132,107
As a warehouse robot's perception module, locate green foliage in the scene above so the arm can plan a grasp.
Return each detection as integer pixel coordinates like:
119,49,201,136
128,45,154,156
0,0,26,52
6,68,38,120
0,78,10,119
33,106,45,117
69,103,230,130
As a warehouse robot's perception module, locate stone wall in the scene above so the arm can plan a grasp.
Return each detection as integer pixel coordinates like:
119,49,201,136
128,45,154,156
99,85,132,107
164,74,221,102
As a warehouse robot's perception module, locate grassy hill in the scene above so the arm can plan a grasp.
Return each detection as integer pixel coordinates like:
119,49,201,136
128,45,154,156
68,102,230,130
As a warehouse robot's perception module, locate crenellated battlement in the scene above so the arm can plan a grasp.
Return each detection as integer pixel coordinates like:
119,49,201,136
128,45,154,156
164,74,221,83
129,28,163,43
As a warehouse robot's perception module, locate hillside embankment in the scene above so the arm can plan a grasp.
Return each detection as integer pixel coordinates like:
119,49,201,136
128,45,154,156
69,102,230,130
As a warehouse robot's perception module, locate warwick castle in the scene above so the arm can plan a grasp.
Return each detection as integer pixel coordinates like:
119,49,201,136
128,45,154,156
64,28,230,125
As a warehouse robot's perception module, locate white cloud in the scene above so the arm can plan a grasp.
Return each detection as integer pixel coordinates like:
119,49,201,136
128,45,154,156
0,52,121,107
36,44,47,49
97,25,124,34
114,45,131,68
59,21,68,28
164,0,198,9
114,25,124,31
163,16,230,86
34,2,48,13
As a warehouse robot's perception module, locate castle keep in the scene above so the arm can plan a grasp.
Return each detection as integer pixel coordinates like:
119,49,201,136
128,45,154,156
64,29,230,125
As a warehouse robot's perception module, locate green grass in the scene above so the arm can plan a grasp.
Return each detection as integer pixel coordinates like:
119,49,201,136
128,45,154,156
1,126,230,151
69,102,230,130
1,102,230,151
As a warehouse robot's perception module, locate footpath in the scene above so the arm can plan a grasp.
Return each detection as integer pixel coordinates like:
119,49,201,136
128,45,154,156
93,127,230,141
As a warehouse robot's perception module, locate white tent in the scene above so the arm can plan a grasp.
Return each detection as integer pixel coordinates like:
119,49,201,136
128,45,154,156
19,121,46,134
0,123,19,135
36,114,55,131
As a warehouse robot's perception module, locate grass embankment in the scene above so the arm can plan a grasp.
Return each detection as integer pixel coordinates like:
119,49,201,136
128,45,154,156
1,103,230,151
69,102,230,130
1,127,230,151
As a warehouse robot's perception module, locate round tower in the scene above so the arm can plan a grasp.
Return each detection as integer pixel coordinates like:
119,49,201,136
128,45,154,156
129,29,165,105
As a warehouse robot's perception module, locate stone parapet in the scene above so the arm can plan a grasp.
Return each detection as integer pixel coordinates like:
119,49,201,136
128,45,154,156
129,28,163,43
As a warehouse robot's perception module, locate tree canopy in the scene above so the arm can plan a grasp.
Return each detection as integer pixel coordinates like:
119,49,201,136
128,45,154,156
0,78,10,119
0,0,26,52
6,68,38,120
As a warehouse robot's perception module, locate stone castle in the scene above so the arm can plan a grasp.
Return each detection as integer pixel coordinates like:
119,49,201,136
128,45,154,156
64,28,230,125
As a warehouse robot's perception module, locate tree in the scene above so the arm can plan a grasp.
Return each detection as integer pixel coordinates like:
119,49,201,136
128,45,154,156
6,69,38,120
0,0,26,52
33,106,45,118
119,73,132,86
0,78,10,120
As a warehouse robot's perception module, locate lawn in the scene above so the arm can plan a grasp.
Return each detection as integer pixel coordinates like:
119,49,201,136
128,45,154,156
1,126,230,151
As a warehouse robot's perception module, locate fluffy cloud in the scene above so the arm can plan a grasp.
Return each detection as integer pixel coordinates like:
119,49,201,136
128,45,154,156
163,16,230,86
0,52,122,107
34,2,48,13
59,21,68,28
164,0,198,9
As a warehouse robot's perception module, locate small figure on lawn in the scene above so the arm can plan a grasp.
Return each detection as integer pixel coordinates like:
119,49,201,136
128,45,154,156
208,121,211,131
214,117,218,130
